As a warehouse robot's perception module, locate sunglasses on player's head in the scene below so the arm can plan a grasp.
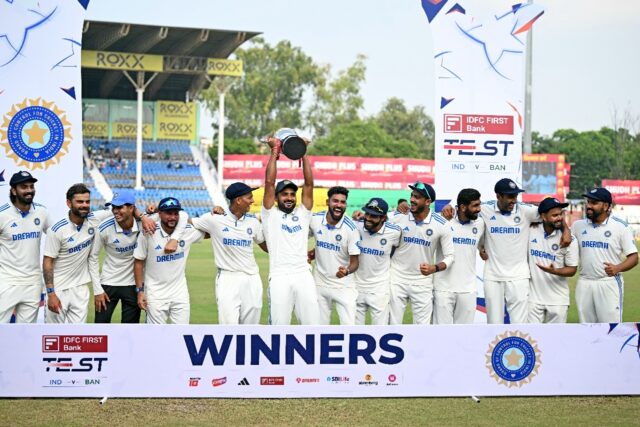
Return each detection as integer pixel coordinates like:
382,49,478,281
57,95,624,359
159,198,179,209
365,203,384,214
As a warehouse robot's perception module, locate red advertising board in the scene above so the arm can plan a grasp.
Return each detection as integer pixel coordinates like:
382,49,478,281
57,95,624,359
602,179,640,205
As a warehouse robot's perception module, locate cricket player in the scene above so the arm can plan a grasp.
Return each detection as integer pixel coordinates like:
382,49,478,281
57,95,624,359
309,186,360,325
190,182,267,324
353,197,401,325
0,171,50,323
389,181,454,324
573,188,638,323
433,188,485,325
134,197,205,324
43,184,112,323
527,197,579,323
261,136,319,325
88,190,142,323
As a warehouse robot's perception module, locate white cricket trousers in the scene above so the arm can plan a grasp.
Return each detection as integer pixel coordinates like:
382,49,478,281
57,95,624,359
316,283,357,325
216,270,263,324
45,285,89,324
0,284,41,323
484,279,529,324
389,274,433,325
268,270,319,325
576,277,623,323
146,298,190,324
433,290,477,324
356,284,390,325
527,302,568,323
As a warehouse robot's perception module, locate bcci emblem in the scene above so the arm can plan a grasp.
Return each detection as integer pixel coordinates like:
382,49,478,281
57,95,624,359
34,218,41,226
88,228,95,235
426,229,433,237
380,238,387,246
514,216,521,224
552,243,559,251
247,227,253,236
472,227,478,235
179,240,186,247
604,231,612,238
335,234,342,242
292,215,299,222
486,331,541,388
1,98,72,170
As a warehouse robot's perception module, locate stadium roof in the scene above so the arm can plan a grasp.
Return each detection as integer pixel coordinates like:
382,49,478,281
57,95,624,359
81,20,260,101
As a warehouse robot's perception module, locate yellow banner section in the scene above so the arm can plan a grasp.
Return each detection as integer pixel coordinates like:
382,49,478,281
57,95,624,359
247,188,329,214
112,122,152,139
81,50,164,72
207,58,243,76
82,121,108,138
156,101,196,141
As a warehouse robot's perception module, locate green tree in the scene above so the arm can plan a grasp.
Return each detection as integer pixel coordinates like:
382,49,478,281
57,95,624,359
374,97,435,159
208,137,261,163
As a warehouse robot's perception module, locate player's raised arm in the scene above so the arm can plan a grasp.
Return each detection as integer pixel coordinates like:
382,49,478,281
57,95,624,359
263,136,279,210
301,150,313,211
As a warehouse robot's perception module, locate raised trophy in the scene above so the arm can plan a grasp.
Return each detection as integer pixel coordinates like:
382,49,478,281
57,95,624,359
262,128,307,160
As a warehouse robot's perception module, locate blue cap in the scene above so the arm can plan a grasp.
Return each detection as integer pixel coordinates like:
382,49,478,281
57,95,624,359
106,189,136,207
362,198,389,216
538,197,569,214
494,178,525,195
408,181,436,201
9,170,38,186
582,187,612,204
225,182,258,200
158,197,182,211
275,180,298,194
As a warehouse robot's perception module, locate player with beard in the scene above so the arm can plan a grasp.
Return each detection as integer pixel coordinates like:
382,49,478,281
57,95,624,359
309,186,360,325
527,198,579,323
134,197,206,324
572,188,638,323
388,181,454,324
353,198,401,325
433,188,485,324
43,184,113,323
261,136,319,325
0,171,50,323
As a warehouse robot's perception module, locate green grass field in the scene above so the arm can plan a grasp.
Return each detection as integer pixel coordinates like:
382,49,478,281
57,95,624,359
1,242,638,426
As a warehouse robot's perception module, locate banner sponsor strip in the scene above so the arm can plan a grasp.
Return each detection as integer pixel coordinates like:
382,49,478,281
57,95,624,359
81,50,164,72
1,324,638,397
603,179,640,205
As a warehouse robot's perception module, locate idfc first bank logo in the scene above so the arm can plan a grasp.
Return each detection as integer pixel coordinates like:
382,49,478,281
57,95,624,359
443,114,515,157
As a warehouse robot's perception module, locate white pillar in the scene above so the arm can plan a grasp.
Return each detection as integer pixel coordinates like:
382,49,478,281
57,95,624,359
217,91,225,192
135,87,144,190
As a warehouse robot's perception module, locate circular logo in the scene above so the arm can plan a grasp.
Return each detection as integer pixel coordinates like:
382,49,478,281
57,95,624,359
292,215,299,222
179,240,186,247
247,227,253,235
486,331,541,387
0,99,72,170
364,374,373,381
426,229,433,236
552,243,559,251
472,227,478,235
34,218,41,226
509,181,516,189
336,234,342,241
514,216,521,224
380,238,387,245
604,230,612,238
88,227,95,235
388,374,396,382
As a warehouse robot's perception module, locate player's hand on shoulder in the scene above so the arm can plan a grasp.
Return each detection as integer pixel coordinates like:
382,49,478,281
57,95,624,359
212,206,225,215
440,204,455,220
352,210,364,221
141,215,156,235
146,203,157,214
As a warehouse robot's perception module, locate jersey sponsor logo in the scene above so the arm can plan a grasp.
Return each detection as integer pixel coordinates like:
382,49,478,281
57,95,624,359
156,252,185,262
486,331,541,388
223,238,252,247
604,230,612,238
581,240,609,249
183,333,405,366
281,223,302,234
490,226,520,234
115,243,137,253
403,236,431,247
68,239,92,254
317,240,341,252
12,231,40,241
530,249,556,262
453,237,477,246
426,229,433,236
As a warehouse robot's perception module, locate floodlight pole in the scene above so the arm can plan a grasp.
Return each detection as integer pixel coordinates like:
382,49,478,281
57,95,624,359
123,71,159,190
208,76,237,192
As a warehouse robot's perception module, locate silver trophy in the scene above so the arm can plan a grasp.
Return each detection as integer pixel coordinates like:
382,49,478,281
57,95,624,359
261,128,307,160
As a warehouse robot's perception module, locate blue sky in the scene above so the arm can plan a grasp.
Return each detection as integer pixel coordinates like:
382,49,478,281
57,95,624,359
86,0,640,137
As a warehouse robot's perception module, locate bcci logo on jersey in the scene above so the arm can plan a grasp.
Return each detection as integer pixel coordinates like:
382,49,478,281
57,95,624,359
486,331,541,388
1,98,71,170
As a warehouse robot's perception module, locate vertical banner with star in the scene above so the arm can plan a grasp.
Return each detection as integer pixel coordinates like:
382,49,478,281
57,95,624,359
421,1,544,205
0,0,89,218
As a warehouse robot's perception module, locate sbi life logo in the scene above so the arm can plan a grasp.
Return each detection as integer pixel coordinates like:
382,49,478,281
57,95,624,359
486,331,541,387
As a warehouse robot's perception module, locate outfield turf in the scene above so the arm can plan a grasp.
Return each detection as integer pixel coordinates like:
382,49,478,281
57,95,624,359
1,242,638,426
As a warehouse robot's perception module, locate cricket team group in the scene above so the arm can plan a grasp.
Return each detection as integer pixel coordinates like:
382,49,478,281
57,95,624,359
0,139,637,326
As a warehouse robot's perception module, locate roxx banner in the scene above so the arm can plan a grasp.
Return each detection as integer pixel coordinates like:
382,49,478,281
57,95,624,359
156,100,197,141
0,0,88,215
422,0,544,205
0,323,638,397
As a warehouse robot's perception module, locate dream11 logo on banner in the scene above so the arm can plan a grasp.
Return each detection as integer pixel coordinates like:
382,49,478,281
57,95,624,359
422,0,544,201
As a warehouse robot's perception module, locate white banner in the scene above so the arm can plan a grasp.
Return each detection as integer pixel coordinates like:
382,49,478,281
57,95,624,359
1,323,639,397
0,0,88,215
423,1,544,204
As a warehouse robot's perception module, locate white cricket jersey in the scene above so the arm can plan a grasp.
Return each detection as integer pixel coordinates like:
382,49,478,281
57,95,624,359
261,204,312,276
353,220,402,290
389,211,455,282
0,202,49,287
434,216,485,293
480,201,540,281
88,217,142,294
133,223,204,302
44,210,112,291
528,226,579,306
191,210,264,275
310,212,361,288
572,216,637,280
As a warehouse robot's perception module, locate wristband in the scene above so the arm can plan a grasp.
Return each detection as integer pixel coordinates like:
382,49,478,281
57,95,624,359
434,264,440,273
46,287,55,294
136,286,145,293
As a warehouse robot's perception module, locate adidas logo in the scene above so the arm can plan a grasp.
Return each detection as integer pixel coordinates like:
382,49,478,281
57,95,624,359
113,239,120,244
582,230,587,235
222,227,229,232
155,244,162,250
490,216,496,221
238,378,250,386
403,227,410,232
10,222,17,228
67,237,75,242
531,238,537,243
317,230,323,235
